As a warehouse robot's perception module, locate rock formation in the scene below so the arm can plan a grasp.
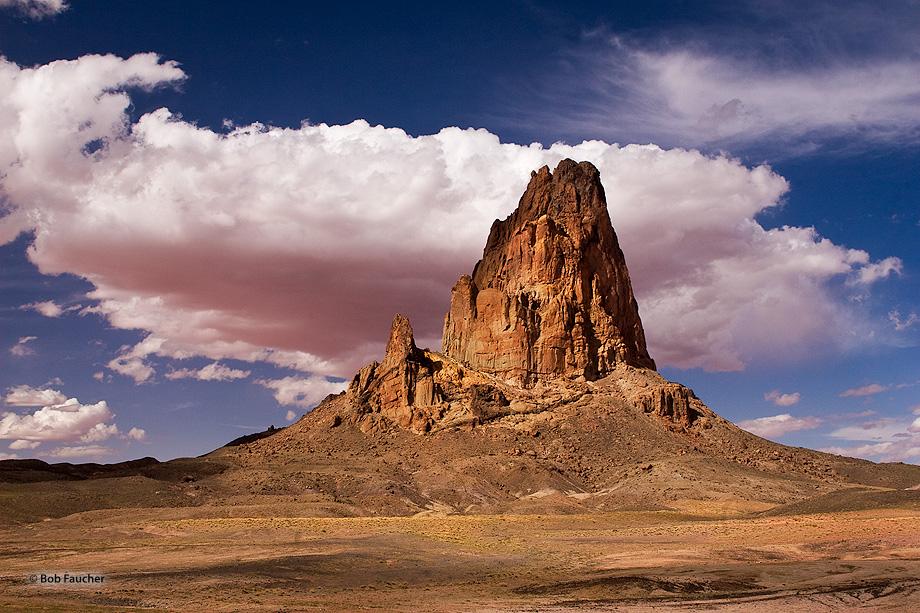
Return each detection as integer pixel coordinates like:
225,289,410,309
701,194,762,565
342,159,693,437
347,314,443,434
14,159,920,522
442,159,654,385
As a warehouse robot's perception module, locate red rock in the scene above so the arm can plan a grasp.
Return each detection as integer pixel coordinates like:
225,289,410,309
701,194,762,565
347,314,443,433
442,159,655,385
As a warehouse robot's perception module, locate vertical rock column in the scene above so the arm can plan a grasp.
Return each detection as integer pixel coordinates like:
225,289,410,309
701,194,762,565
442,159,655,385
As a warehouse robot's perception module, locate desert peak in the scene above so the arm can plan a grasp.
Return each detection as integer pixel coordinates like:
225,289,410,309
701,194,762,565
443,158,655,384
384,313,418,364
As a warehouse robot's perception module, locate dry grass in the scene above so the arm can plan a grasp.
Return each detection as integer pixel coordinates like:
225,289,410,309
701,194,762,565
2,505,919,612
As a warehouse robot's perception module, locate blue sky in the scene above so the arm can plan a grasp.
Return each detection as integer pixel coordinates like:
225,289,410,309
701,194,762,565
0,0,918,463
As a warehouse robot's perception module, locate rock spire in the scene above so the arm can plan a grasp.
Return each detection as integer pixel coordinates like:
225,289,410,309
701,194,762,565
442,159,655,384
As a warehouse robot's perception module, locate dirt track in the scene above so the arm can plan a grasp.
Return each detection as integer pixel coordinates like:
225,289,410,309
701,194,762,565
1,507,918,612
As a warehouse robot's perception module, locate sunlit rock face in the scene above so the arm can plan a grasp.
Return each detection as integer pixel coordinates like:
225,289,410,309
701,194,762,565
442,159,655,385
347,314,443,434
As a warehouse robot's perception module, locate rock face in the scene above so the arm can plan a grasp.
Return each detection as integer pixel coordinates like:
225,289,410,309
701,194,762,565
442,159,655,385
343,159,669,436
347,314,443,433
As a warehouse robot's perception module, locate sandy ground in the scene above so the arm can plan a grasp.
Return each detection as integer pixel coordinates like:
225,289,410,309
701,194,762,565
1,506,918,612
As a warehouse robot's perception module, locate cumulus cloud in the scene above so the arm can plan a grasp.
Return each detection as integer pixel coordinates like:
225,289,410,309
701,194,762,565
259,376,347,409
4,384,67,406
0,53,904,381
165,362,251,381
736,413,823,438
43,445,114,459
107,344,157,383
765,390,800,407
285,410,298,422
0,0,66,19
9,336,37,356
9,439,40,449
0,397,119,442
0,451,19,459
126,427,145,440
840,384,889,397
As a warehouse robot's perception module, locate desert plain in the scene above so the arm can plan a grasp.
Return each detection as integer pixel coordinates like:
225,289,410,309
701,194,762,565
2,499,920,612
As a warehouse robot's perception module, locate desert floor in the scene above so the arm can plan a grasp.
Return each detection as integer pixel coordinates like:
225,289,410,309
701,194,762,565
1,505,918,612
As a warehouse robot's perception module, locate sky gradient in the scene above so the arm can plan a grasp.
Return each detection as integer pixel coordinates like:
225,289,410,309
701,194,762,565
1,0,919,463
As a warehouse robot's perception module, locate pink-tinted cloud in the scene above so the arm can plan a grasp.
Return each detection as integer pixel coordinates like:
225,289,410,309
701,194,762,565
764,390,800,406
4,384,67,406
258,376,347,409
9,439,40,449
0,54,903,380
840,384,889,397
21,300,64,317
8,336,37,357
736,413,823,438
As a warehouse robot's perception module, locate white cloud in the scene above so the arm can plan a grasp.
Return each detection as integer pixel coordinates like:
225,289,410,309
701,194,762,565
9,439,40,449
0,54,904,380
107,344,156,383
890,310,920,331
165,362,251,381
840,384,888,398
79,421,119,443
0,397,118,442
822,435,920,464
765,390,800,407
258,376,346,409
22,300,64,317
285,410,298,422
909,417,920,434
0,0,67,19
830,418,912,442
9,336,37,357
4,384,67,406
0,451,19,459
126,427,145,440
43,445,114,459
526,3,920,154
851,257,902,285
736,413,823,438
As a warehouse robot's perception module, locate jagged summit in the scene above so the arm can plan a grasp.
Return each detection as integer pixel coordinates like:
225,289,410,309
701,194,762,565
338,159,689,437
443,159,654,385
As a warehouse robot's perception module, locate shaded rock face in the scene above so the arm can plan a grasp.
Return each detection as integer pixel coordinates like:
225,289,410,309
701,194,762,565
348,314,444,433
635,384,698,431
442,159,655,385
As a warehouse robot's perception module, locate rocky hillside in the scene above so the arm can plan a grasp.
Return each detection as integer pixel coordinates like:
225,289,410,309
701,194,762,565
3,159,919,522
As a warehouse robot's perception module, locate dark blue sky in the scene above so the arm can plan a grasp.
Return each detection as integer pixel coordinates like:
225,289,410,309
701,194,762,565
1,0,918,462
